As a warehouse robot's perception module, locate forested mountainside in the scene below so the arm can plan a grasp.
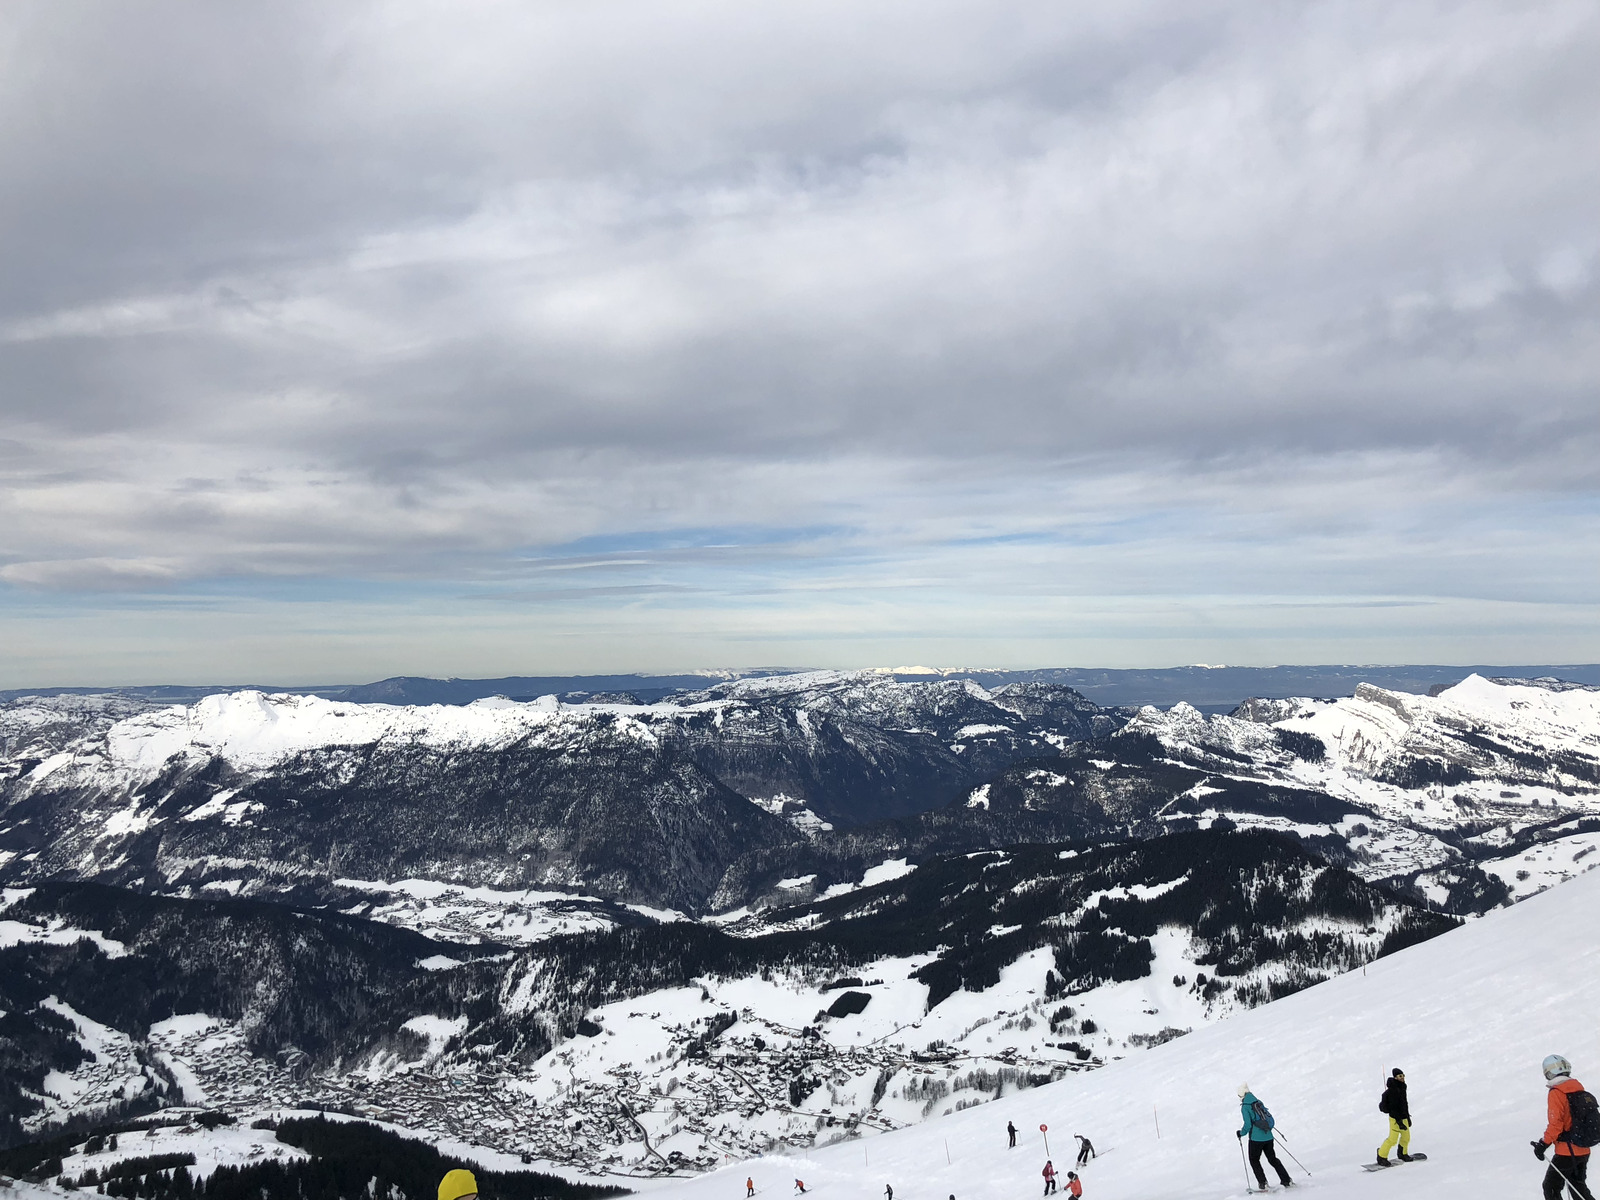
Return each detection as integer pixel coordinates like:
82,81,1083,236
2,673,1596,918
0,674,1120,911
0,883,513,1141
1,827,1455,1161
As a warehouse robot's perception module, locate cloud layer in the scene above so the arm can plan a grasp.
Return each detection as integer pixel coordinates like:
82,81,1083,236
1,0,1597,683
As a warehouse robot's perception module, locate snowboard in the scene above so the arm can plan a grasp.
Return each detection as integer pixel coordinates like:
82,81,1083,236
1363,1154,1428,1172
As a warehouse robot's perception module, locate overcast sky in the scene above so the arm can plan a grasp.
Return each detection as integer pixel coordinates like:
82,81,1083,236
1,0,1597,686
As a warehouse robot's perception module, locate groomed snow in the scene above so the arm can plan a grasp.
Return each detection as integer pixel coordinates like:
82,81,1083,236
645,864,1600,1200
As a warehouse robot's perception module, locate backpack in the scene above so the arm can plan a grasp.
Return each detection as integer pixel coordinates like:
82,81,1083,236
1250,1099,1275,1133
1565,1090,1600,1149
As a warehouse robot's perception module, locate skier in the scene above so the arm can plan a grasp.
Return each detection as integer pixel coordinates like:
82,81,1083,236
886,1187,893,1200
1066,1171,1083,1199
794,1183,806,1195
1009,1121,1018,1148
1075,1134,1095,1166
438,1169,479,1200
1043,1159,1058,1195
1532,1055,1597,1200
1377,1068,1415,1165
747,1180,755,1198
1237,1084,1294,1190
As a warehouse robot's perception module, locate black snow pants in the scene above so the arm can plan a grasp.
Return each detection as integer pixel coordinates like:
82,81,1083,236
1545,1155,1595,1200
1249,1139,1292,1188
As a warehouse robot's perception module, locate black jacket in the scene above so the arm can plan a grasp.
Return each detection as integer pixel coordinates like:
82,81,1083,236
1380,1078,1410,1122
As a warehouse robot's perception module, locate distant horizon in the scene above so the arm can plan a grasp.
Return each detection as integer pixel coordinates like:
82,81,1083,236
7,660,1599,702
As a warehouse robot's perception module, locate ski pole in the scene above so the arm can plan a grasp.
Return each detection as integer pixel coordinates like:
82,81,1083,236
1238,1138,1252,1192
1271,1129,1312,1177
1547,1157,1583,1200
1275,1142,1311,1178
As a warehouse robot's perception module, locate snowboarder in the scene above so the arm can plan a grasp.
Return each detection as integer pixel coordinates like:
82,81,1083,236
1009,1121,1018,1148
747,1180,755,1198
1237,1084,1294,1190
1377,1068,1415,1165
1074,1134,1095,1166
1066,1171,1083,1199
439,1170,479,1200
1533,1055,1596,1200
1043,1160,1058,1195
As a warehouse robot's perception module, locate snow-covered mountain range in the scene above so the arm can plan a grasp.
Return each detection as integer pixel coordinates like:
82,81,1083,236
0,672,1116,911
2,669,1597,1172
5,671,1597,917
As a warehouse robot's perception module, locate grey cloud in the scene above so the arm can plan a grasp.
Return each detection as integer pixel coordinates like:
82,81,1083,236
0,0,1596,682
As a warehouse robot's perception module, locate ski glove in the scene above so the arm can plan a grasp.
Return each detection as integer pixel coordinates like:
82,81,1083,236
1534,1141,1550,1161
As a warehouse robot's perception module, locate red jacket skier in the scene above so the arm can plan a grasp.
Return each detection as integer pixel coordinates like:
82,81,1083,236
1533,1055,1596,1200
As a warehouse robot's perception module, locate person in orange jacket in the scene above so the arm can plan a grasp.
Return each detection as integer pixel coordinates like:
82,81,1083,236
1532,1055,1596,1200
1065,1171,1083,1199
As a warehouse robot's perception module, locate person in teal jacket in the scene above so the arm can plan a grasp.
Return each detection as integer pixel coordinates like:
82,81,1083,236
1237,1084,1294,1190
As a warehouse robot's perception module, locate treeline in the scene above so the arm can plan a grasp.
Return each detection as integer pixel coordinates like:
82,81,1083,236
8,1116,625,1200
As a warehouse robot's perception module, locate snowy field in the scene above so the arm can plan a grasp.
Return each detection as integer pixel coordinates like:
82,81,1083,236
644,864,1600,1200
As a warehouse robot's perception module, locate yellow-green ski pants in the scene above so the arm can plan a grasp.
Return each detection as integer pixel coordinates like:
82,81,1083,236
1379,1118,1411,1157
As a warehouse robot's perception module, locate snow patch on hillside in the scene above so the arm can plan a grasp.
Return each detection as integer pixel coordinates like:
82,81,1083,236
334,877,617,945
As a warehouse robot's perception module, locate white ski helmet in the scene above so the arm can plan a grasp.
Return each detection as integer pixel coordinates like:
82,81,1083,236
1238,1083,1251,1098
1544,1055,1573,1081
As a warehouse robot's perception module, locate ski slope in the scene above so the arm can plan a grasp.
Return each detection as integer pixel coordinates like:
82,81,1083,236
646,866,1600,1200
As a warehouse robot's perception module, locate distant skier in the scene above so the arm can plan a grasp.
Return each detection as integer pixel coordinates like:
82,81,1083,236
747,1179,755,1198
1009,1121,1018,1148
1043,1160,1058,1195
1074,1134,1095,1166
1377,1068,1415,1165
1532,1055,1598,1200
794,1183,806,1195
1066,1171,1083,1199
1237,1084,1294,1190
885,1186,893,1200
